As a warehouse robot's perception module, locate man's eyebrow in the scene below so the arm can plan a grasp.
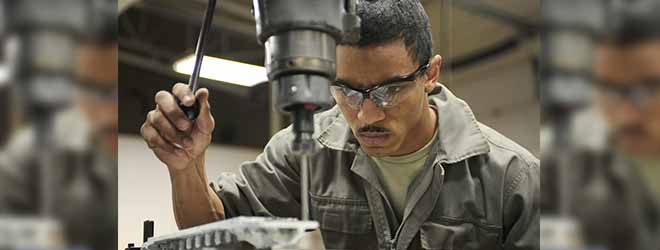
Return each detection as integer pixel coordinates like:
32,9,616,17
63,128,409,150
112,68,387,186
335,75,406,89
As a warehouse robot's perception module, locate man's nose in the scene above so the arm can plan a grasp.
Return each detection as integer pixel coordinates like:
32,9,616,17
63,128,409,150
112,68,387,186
615,101,643,127
357,98,385,124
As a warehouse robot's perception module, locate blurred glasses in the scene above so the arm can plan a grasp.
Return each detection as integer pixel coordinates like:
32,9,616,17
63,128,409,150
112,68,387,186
330,62,429,110
595,78,660,107
76,80,118,103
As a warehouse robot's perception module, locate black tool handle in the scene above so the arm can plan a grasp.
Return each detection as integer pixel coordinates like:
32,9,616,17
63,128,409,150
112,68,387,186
178,0,216,120
178,98,201,121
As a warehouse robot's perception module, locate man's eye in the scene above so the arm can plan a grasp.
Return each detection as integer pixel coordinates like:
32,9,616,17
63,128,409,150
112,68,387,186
642,80,660,91
344,88,360,97
381,85,404,96
387,86,402,94
371,87,396,100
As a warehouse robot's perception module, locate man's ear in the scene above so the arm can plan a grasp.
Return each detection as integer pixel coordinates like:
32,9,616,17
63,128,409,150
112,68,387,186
424,55,442,93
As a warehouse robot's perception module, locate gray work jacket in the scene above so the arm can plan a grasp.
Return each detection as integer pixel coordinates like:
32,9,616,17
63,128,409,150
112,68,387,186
215,85,540,250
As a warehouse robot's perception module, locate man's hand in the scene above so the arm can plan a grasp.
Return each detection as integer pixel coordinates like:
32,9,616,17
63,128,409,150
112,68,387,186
141,84,225,228
141,83,215,171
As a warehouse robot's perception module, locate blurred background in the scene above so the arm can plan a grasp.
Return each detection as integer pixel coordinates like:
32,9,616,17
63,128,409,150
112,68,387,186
117,0,540,249
1,0,658,249
0,0,117,249
540,0,660,250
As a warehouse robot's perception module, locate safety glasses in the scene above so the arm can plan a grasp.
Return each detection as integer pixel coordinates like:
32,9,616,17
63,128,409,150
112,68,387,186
595,78,660,107
330,63,429,109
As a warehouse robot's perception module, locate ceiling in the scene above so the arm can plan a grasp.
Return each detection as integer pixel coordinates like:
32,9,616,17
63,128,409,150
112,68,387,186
119,0,539,67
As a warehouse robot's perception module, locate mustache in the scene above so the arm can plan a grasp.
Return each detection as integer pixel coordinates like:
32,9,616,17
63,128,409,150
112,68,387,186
358,125,390,134
613,125,646,138
96,125,118,137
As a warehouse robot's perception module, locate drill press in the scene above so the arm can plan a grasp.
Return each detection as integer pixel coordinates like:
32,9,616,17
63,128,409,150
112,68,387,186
128,1,360,249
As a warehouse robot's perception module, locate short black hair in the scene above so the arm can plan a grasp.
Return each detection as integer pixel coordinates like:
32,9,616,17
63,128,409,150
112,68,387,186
602,0,660,47
82,0,117,45
340,0,433,66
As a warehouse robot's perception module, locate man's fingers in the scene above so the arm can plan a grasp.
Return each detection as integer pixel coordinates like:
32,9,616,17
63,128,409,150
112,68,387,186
148,109,185,147
141,122,177,153
194,88,215,136
172,83,195,107
155,90,191,131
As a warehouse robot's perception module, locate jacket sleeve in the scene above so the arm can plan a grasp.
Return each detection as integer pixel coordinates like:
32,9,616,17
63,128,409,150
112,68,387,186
213,126,303,219
502,156,540,250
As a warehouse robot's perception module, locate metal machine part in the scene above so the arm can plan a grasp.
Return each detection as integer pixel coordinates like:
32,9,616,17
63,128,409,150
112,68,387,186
253,0,360,152
0,216,65,250
138,217,323,250
4,0,89,216
540,216,585,250
541,0,607,217
9,0,88,112
539,1,607,246
252,0,359,221
541,0,606,113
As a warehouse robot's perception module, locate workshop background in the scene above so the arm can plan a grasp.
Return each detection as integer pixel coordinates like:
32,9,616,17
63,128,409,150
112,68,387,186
117,0,540,248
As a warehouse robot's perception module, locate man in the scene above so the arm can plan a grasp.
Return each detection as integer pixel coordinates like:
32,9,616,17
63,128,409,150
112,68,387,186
141,1,539,249
0,13,117,250
541,1,660,249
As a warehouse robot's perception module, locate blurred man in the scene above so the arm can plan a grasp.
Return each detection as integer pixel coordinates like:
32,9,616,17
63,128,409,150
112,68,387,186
585,5,660,247
541,1,660,249
593,37,660,166
141,0,540,249
0,14,117,250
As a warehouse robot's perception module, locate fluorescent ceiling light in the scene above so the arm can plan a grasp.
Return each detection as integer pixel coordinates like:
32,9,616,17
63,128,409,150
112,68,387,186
173,54,267,87
0,36,18,86
0,65,9,86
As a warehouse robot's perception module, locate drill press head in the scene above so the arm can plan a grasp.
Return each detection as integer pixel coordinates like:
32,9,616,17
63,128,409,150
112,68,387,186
253,0,360,153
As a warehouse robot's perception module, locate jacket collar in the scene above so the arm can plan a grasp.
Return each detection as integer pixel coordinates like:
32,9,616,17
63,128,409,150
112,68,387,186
317,83,490,164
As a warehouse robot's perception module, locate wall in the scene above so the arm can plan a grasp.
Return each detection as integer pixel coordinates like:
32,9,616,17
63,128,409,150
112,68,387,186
117,135,259,250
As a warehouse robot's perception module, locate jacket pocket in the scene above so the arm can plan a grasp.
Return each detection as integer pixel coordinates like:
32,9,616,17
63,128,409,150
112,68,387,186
310,194,378,249
420,217,500,250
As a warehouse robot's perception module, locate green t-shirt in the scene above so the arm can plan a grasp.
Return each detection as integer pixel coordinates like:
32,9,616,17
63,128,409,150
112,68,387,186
631,157,660,200
371,126,438,221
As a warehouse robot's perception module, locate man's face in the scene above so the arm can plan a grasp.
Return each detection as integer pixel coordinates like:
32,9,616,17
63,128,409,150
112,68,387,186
76,43,118,155
594,40,660,157
335,40,439,157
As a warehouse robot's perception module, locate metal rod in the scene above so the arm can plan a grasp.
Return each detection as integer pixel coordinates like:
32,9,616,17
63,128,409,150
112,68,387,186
188,0,217,92
37,117,55,216
555,115,572,216
301,153,310,221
